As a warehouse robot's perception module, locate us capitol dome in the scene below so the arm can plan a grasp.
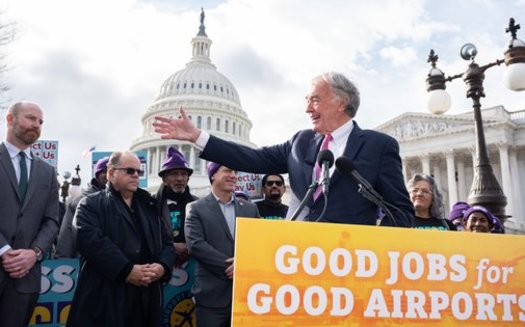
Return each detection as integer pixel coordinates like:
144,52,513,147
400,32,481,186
130,9,255,194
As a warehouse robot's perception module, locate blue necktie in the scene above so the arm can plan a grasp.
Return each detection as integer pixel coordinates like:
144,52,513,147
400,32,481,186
19,151,28,202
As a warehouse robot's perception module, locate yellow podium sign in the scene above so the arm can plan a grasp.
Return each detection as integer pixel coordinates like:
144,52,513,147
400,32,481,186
232,218,525,326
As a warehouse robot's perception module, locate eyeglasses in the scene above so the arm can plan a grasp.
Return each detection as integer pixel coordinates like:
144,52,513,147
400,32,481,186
265,181,283,187
410,188,431,196
114,167,144,176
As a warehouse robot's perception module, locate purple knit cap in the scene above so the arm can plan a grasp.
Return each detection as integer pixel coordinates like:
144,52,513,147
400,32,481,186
94,156,110,177
158,146,193,177
234,191,250,201
448,201,470,221
463,205,499,231
207,161,221,184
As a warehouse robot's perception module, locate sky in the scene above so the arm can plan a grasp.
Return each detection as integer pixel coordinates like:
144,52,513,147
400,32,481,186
0,0,524,186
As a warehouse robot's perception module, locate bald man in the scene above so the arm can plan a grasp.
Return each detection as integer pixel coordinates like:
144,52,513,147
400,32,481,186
0,101,59,326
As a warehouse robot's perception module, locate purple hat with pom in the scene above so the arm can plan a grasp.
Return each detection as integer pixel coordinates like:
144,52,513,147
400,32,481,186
158,146,193,177
207,161,221,184
448,201,470,221
94,156,110,177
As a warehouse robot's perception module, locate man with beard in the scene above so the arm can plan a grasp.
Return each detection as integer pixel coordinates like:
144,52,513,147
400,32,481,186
256,174,289,219
0,101,59,326
54,156,109,258
155,146,198,266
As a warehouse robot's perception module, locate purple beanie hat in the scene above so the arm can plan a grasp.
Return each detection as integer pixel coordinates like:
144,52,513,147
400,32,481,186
463,205,499,231
448,201,470,221
158,146,193,177
207,161,221,184
234,191,250,201
94,156,110,177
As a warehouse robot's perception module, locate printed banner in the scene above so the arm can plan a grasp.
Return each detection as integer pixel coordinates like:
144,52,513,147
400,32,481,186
30,258,196,327
31,140,58,169
233,219,525,326
235,172,262,200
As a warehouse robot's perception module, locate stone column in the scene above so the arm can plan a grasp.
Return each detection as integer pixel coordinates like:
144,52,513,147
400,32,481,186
419,153,431,175
432,161,442,190
189,146,196,170
151,146,159,175
402,158,409,182
457,159,466,201
445,150,458,208
147,148,152,175
509,148,524,225
499,143,513,216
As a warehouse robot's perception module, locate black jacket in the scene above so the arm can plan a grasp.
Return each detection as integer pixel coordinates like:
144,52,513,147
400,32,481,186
67,186,175,327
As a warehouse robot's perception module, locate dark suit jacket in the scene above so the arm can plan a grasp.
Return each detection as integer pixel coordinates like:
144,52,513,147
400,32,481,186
68,187,175,327
185,194,259,308
200,122,414,226
0,142,59,293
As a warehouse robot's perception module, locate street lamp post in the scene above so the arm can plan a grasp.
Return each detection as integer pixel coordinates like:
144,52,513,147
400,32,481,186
60,171,71,204
425,18,525,222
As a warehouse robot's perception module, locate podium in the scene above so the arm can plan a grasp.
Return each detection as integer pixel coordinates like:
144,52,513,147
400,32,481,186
232,218,525,326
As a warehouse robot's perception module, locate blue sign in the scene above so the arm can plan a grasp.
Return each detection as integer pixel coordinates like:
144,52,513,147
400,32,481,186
30,258,196,327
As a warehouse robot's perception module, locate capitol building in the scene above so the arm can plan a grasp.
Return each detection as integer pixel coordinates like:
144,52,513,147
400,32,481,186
130,11,255,195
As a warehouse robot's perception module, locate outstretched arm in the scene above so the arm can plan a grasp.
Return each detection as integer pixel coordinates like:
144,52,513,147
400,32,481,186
153,107,201,142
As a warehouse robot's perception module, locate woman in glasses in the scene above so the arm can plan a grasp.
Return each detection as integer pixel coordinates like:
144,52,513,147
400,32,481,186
407,173,456,231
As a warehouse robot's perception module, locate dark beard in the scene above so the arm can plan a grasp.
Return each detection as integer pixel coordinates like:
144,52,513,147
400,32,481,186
13,126,40,145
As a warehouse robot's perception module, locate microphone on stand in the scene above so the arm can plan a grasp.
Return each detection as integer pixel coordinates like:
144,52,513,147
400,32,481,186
335,157,382,200
335,157,407,227
314,150,334,222
287,150,334,222
318,150,335,197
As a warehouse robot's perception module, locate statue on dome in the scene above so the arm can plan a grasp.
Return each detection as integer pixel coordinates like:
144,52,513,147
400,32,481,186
200,7,205,25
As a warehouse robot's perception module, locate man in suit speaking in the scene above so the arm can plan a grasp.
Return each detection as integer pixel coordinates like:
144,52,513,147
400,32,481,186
154,72,413,227
0,102,59,326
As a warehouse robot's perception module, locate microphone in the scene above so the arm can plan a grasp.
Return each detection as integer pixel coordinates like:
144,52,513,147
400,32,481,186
335,157,403,227
317,150,334,196
335,157,382,200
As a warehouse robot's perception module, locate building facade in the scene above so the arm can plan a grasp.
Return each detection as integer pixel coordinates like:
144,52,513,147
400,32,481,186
376,106,525,234
130,11,255,195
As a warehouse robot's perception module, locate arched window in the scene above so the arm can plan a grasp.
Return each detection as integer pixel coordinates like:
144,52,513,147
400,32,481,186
197,116,202,128
225,120,229,133
206,117,211,130
216,118,221,131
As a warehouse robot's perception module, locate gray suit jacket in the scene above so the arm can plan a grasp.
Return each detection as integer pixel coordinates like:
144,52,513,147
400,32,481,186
185,193,259,308
0,142,59,293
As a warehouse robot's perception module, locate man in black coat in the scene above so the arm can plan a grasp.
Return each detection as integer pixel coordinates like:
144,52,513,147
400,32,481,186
67,151,175,327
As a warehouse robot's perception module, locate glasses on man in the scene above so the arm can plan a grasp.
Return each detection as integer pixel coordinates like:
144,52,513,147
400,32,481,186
114,167,144,176
410,188,431,196
265,181,283,187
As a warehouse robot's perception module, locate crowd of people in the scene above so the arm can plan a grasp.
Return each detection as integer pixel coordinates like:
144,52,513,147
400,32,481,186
407,173,504,234
0,71,509,327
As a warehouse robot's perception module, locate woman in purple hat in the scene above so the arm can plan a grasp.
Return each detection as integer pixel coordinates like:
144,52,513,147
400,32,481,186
447,201,470,231
463,205,503,233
